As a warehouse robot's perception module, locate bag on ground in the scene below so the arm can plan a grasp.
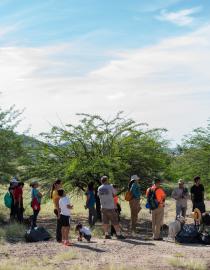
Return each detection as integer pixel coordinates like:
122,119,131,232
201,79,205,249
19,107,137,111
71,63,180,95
146,188,158,210
175,224,201,244
4,192,12,208
25,227,51,242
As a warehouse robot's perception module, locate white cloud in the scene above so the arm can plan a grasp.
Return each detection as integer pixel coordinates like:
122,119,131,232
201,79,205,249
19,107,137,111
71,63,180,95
0,25,210,145
157,6,202,26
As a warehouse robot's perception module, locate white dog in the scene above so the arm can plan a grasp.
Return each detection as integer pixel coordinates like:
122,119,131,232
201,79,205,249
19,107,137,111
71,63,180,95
168,216,185,239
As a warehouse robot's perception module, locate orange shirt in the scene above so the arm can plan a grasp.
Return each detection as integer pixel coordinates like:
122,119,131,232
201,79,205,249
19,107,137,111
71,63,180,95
146,184,166,207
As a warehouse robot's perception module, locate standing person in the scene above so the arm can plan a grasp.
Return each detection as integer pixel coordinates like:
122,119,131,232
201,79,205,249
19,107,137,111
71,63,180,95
146,178,166,240
13,182,24,223
98,176,125,239
30,181,42,229
58,189,73,246
191,176,206,214
8,177,19,221
171,179,189,218
85,182,97,227
51,179,62,242
129,175,141,235
111,184,121,236
95,180,102,222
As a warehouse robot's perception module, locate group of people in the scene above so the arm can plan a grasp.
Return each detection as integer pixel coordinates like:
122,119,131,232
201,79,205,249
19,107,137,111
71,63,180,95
6,174,206,244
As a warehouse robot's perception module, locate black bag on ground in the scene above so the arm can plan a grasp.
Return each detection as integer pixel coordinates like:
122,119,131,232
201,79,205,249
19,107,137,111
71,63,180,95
202,214,210,225
175,224,201,244
200,233,210,245
25,227,51,242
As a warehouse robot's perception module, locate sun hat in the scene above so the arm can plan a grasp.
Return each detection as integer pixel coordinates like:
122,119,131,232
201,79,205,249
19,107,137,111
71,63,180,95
178,179,184,185
130,175,140,181
192,208,202,222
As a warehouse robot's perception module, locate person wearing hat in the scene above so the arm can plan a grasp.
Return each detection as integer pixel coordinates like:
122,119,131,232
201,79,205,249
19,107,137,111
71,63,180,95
171,179,189,218
129,175,141,234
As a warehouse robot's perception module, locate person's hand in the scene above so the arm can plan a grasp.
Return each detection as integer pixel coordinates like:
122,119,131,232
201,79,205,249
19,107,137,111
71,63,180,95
70,205,74,209
84,205,87,209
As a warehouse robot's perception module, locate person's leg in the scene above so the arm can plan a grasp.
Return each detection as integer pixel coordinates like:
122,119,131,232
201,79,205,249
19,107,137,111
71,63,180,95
152,209,156,239
182,207,187,218
154,207,164,239
54,209,62,242
129,200,135,232
176,204,181,218
101,209,110,237
32,210,39,228
92,207,97,225
61,226,65,242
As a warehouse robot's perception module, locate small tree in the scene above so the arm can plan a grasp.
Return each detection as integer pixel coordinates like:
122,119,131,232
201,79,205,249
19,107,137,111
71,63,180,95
0,105,24,177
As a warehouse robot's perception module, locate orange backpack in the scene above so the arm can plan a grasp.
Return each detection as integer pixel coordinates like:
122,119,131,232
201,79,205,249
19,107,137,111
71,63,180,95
125,191,133,201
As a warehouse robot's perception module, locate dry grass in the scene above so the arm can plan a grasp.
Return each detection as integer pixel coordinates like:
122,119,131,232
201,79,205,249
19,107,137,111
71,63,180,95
168,257,207,270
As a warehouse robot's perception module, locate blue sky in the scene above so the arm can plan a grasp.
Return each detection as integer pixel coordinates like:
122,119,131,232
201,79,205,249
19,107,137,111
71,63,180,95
0,0,210,145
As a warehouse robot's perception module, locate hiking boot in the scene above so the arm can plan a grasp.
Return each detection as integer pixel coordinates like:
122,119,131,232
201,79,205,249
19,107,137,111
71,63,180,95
116,234,126,240
105,235,112,239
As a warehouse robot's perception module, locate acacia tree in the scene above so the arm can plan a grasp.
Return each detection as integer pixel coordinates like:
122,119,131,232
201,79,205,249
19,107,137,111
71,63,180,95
167,120,210,185
0,105,24,177
28,112,170,191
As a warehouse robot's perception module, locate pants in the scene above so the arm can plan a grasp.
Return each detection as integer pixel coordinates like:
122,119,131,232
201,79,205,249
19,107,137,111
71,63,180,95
129,199,141,232
54,209,62,242
88,207,97,226
193,202,206,214
152,207,164,239
95,196,102,222
176,205,187,218
32,210,40,228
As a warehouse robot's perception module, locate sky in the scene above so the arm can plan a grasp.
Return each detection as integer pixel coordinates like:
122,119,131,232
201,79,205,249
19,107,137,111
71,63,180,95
0,0,210,145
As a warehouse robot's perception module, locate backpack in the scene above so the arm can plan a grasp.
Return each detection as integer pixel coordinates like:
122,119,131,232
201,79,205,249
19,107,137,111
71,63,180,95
175,224,201,244
25,227,51,242
146,188,158,210
125,191,133,201
4,192,12,208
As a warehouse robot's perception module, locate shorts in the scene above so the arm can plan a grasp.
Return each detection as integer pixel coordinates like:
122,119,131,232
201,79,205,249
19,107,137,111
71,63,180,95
60,214,70,227
101,209,119,225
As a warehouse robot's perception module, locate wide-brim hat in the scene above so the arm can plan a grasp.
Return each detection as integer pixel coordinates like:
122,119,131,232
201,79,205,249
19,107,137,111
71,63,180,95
192,208,202,221
130,175,140,181
178,179,184,185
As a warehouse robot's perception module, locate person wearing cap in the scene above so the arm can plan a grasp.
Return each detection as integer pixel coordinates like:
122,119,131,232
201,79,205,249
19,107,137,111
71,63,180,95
98,176,125,239
146,178,166,240
191,176,206,214
128,175,141,234
171,179,189,218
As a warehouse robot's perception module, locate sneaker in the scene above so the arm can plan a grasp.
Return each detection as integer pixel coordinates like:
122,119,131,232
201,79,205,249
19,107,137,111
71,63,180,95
105,235,112,239
116,234,126,240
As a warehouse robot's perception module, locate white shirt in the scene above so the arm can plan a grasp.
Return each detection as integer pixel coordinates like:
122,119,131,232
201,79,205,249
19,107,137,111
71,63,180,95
59,196,71,216
80,227,91,236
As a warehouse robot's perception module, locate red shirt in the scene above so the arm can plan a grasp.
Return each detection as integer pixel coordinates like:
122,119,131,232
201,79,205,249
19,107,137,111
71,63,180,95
13,186,23,202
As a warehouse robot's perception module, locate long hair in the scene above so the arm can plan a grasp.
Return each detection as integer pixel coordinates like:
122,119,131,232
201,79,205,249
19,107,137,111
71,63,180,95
50,179,62,198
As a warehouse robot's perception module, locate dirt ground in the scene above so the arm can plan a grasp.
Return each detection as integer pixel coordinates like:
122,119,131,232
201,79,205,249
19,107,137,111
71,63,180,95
1,211,210,270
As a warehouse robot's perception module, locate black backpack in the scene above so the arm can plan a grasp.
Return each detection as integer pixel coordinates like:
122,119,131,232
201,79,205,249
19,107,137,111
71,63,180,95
146,188,158,210
25,227,51,242
175,224,201,244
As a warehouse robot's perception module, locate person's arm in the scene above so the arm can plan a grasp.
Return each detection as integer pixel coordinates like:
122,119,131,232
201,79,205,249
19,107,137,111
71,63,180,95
171,189,178,200
67,204,73,209
190,187,194,202
202,185,205,201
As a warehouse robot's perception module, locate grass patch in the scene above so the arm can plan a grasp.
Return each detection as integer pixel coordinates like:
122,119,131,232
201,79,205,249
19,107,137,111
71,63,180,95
53,250,78,262
168,257,207,270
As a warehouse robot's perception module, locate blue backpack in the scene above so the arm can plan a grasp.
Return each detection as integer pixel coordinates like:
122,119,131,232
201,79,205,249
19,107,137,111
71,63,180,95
4,192,12,208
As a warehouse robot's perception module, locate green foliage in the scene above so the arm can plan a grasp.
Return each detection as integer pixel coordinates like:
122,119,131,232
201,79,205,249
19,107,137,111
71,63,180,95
27,112,170,190
166,120,210,186
0,106,24,177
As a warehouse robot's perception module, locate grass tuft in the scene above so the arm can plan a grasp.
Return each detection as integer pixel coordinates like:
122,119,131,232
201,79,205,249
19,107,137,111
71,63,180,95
168,257,207,270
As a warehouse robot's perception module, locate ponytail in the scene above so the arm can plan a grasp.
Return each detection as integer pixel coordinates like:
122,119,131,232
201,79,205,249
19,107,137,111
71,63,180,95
50,179,62,198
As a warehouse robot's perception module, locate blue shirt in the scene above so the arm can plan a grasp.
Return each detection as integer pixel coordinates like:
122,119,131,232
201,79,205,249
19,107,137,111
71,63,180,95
86,190,95,208
130,182,141,199
32,188,41,203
